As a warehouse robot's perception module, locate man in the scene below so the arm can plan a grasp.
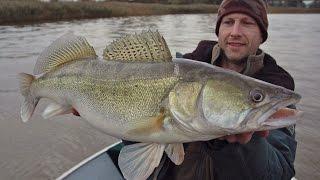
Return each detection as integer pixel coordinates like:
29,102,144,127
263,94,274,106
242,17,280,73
141,0,297,179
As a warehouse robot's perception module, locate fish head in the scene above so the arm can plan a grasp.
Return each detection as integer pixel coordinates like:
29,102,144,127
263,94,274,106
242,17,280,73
200,69,302,135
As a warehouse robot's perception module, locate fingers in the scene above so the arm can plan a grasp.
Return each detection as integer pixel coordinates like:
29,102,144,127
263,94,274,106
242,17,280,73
219,132,254,144
219,131,269,144
236,132,254,144
255,130,269,138
220,134,237,143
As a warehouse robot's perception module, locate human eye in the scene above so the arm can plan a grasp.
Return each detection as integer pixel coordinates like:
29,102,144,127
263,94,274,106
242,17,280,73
222,19,233,25
243,19,256,26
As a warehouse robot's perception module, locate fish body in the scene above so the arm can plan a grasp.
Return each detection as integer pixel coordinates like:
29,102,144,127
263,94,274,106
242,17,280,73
19,31,302,180
32,58,181,142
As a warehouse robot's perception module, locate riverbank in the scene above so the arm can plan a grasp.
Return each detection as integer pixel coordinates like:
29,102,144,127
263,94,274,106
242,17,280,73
1,1,320,25
0,1,217,25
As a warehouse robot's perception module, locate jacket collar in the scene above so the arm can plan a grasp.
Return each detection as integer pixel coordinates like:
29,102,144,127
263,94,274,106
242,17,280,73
211,44,265,76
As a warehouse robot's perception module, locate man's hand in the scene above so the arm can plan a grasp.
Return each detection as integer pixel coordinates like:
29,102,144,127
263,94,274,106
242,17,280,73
219,130,269,144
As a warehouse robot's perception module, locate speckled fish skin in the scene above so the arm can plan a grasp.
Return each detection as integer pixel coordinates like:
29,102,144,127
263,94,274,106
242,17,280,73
29,57,301,143
33,58,181,142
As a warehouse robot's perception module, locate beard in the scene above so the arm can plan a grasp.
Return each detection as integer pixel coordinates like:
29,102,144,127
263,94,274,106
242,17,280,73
221,50,248,66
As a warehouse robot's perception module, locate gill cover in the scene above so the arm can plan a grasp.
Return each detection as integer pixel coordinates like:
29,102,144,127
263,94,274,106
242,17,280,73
202,79,251,129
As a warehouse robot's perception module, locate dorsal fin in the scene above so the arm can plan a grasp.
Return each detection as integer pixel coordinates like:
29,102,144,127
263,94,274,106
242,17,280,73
103,30,172,62
33,33,97,75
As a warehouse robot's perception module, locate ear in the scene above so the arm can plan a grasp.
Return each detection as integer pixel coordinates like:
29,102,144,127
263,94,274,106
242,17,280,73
259,30,264,44
259,35,263,44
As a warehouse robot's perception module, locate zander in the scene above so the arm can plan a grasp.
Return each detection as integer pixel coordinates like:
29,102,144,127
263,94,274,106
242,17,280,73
18,31,302,180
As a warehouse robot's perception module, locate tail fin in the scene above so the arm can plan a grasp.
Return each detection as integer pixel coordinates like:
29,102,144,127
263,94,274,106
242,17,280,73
18,73,39,122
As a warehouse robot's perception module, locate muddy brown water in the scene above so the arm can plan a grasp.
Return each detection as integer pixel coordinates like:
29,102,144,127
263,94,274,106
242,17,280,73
0,14,319,179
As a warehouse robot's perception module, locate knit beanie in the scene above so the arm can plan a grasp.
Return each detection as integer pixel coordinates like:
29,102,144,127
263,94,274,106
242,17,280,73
215,0,269,43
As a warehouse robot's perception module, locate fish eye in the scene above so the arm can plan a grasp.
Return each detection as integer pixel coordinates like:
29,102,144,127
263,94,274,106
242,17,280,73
250,89,265,103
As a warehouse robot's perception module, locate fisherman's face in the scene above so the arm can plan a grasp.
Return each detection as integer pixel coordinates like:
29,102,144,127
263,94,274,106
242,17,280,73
218,13,263,62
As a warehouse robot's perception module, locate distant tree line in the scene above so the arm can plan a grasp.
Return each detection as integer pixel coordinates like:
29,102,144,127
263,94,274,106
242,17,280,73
115,0,320,7
267,0,320,8
309,0,320,8
269,0,304,7
45,0,320,8
104,0,220,4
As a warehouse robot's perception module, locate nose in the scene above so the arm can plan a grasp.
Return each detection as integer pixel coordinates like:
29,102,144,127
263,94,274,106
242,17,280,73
230,21,242,37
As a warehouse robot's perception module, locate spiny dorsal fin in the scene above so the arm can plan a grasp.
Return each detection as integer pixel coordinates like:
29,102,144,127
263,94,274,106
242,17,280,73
33,33,97,75
103,30,172,62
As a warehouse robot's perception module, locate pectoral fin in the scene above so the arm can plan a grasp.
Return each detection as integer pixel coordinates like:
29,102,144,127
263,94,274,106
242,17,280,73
42,103,73,119
165,143,185,165
118,143,165,180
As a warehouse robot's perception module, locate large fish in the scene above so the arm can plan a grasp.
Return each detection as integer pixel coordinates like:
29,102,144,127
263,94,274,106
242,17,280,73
19,31,302,180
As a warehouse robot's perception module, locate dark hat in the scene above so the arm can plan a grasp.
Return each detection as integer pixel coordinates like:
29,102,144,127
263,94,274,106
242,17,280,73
215,0,269,43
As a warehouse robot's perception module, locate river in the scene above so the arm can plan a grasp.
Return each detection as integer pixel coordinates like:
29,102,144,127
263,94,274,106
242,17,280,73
0,14,319,179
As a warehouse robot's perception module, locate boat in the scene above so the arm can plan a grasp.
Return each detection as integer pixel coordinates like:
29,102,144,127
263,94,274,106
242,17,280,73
57,141,124,180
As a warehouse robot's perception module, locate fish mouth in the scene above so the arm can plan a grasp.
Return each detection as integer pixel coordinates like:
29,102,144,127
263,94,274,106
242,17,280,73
262,108,303,127
256,97,303,129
